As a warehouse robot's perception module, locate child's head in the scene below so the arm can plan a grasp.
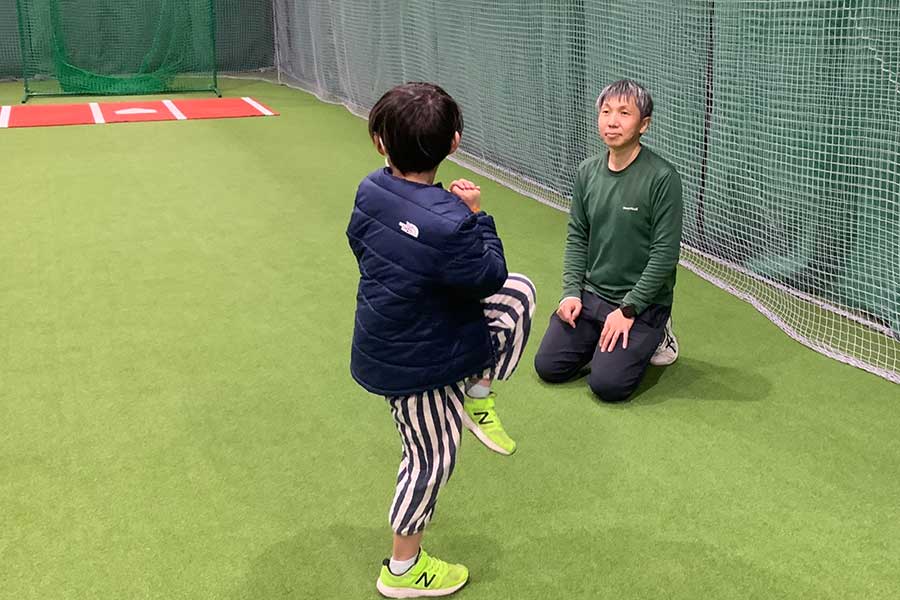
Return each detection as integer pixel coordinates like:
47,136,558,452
368,82,464,175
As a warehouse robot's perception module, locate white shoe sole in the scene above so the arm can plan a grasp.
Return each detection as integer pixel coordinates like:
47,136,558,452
650,353,678,367
460,412,515,456
376,577,468,598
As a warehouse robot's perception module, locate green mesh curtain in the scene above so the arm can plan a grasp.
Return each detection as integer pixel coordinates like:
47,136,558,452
0,0,18,78
15,0,217,98
2,0,274,80
214,0,274,74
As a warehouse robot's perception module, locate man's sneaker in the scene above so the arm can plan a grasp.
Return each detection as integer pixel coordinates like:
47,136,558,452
650,316,679,366
461,393,517,456
376,548,469,598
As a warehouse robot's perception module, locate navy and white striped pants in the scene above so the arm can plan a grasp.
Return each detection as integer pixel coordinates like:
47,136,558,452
386,274,536,536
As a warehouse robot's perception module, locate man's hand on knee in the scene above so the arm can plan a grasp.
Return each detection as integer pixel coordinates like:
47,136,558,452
599,308,634,352
556,297,582,328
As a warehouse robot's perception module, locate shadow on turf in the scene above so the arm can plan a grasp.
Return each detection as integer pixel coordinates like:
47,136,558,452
512,526,809,599
231,524,500,598
231,524,381,599
531,357,770,407
629,357,771,406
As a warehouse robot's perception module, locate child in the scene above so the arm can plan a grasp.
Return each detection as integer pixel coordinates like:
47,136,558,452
346,82,536,598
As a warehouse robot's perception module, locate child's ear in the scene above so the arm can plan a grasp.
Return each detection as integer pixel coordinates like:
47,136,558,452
449,131,461,155
373,135,387,156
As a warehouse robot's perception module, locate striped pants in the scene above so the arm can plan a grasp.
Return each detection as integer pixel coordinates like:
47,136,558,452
387,274,536,536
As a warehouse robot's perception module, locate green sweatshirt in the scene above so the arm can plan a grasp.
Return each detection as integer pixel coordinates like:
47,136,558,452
562,145,683,314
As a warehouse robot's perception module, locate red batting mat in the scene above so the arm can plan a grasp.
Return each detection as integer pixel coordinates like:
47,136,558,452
0,97,278,129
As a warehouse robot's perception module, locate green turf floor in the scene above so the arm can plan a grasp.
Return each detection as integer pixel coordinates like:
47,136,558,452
1,79,898,600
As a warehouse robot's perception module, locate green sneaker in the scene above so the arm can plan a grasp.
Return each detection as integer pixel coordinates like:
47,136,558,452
376,548,469,598
462,393,517,456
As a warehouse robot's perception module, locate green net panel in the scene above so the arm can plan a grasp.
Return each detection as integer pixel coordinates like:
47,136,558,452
15,0,218,100
272,0,899,384
2,0,275,80
1,1,19,78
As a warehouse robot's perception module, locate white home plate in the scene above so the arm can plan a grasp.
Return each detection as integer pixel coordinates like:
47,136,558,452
115,108,158,115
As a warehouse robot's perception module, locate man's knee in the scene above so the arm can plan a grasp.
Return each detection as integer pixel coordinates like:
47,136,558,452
587,371,636,403
534,350,572,384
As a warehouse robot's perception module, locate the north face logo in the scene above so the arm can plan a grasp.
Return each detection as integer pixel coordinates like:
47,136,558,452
399,221,419,238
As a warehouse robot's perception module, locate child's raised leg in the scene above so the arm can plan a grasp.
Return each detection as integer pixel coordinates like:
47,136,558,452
461,274,537,455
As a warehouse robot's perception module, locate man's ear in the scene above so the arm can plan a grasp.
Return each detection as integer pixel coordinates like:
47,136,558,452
448,131,461,155
639,116,651,135
373,135,387,156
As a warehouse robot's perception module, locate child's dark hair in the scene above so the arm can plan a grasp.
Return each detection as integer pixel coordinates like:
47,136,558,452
368,82,464,174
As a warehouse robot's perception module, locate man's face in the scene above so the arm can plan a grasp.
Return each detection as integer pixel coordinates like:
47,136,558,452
597,95,650,149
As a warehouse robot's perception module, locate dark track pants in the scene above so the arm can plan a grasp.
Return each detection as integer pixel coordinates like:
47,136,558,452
533,290,669,402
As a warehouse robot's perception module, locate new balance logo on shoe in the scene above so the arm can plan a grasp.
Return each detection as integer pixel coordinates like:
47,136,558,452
415,572,436,588
399,221,419,238
474,411,493,425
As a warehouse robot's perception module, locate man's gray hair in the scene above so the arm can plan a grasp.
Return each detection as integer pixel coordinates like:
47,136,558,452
595,79,654,119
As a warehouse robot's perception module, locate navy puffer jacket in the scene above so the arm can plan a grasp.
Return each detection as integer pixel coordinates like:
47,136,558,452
347,168,508,396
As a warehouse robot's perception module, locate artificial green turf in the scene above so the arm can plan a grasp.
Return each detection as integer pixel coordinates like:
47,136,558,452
1,79,898,600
